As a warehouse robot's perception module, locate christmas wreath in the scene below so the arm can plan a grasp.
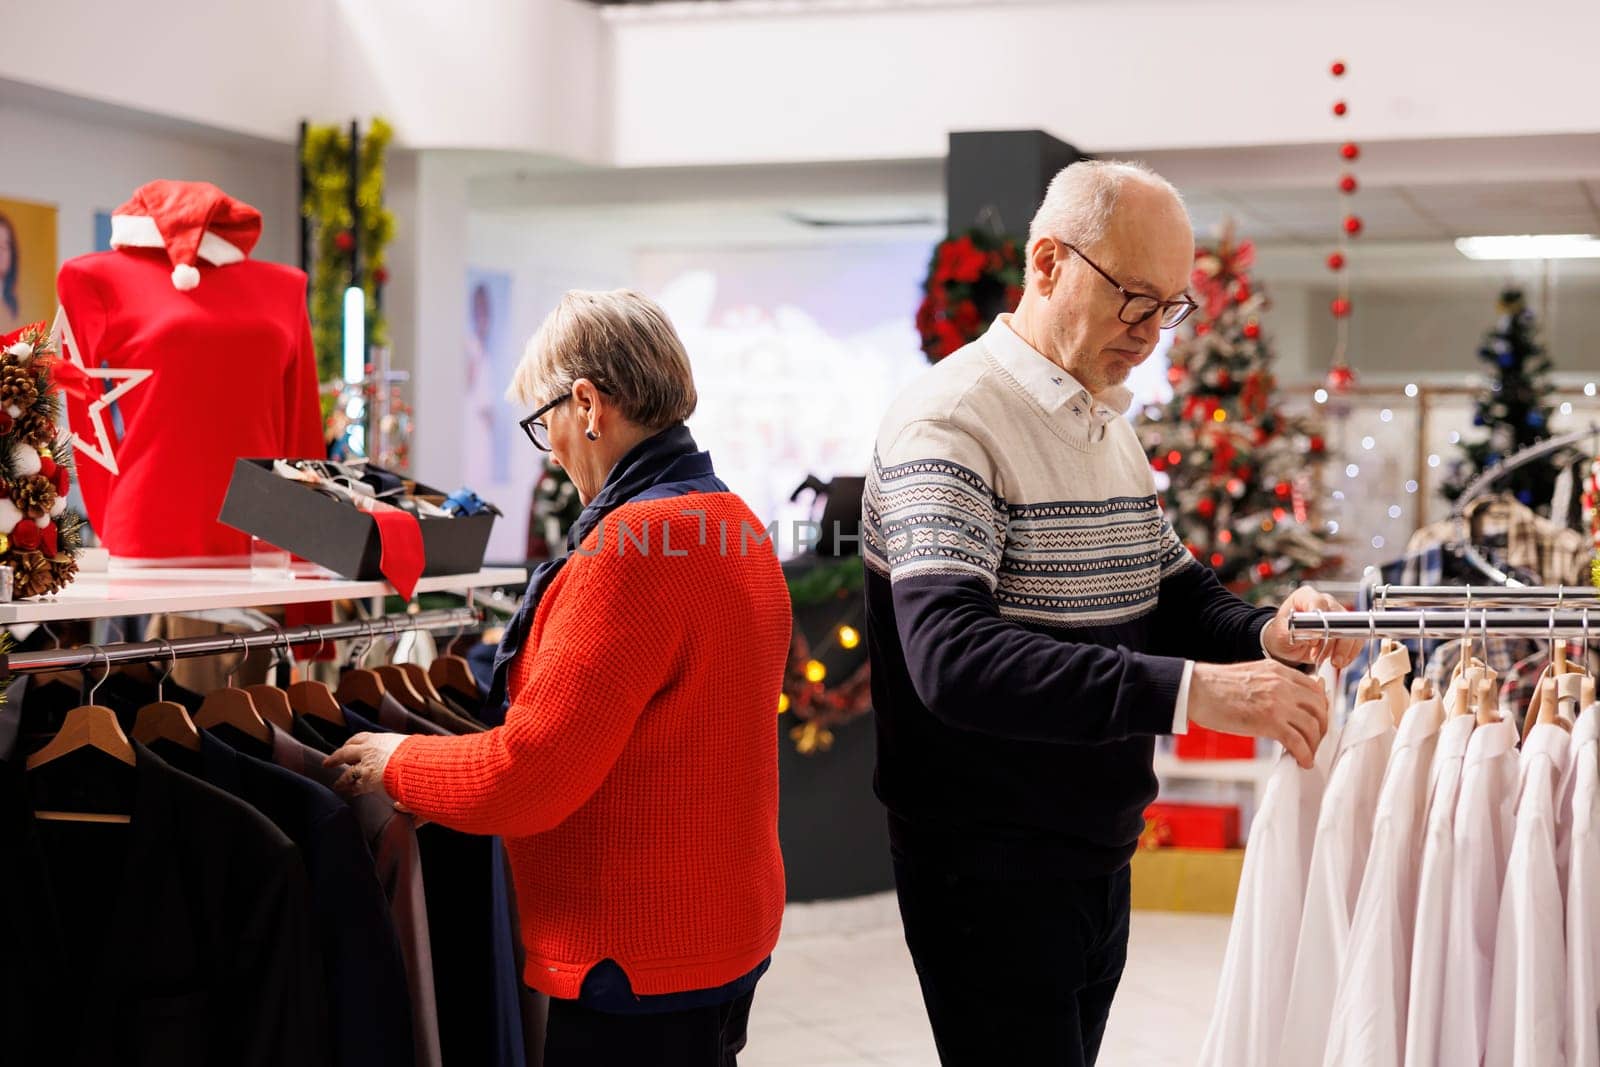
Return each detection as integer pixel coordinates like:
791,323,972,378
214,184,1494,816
915,229,1025,363
0,323,85,598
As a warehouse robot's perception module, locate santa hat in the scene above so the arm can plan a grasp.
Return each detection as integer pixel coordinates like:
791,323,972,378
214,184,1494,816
110,180,262,291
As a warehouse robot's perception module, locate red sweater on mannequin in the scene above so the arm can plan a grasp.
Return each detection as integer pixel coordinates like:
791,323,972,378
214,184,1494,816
56,246,323,561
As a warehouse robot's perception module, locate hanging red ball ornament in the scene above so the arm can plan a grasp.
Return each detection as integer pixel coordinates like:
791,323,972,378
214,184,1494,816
1309,435,1326,454
1343,215,1364,236
1330,60,1347,76
1326,251,1346,271
334,231,356,253
1326,363,1357,393
1274,482,1292,498
1340,141,1360,161
1256,562,1274,579
1197,498,1217,519
1339,174,1359,194
1331,297,1352,318
1332,100,1348,117
1243,322,1261,340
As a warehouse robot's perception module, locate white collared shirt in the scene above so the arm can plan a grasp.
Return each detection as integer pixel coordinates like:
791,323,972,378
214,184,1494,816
1278,680,1402,1065
1325,695,1445,1067
1438,717,1521,1067
1199,716,1344,1067
1567,708,1600,1067
1403,709,1478,1067
1485,721,1573,1067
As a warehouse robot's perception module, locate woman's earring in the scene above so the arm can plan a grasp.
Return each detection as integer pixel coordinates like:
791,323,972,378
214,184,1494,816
585,429,599,441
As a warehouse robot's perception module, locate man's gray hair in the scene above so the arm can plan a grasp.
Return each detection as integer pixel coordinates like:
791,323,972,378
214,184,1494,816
1026,159,1186,252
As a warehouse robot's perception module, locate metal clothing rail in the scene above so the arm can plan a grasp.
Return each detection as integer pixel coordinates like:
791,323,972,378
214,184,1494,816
1369,584,1600,606
1289,608,1600,640
0,607,480,676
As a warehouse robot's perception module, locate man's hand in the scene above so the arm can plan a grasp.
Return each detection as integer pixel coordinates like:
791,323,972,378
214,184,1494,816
1262,585,1361,670
1189,659,1330,769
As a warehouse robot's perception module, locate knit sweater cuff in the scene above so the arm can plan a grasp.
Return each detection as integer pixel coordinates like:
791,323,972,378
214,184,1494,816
1124,651,1188,735
381,734,421,805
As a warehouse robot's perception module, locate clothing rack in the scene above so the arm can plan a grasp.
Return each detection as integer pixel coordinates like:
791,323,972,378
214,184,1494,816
0,606,479,675
1367,584,1600,606
1289,607,1600,640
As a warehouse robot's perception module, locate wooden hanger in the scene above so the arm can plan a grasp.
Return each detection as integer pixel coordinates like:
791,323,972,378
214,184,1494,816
131,640,200,752
399,661,446,705
193,637,269,743
375,664,426,713
335,626,387,712
287,680,347,726
429,652,480,704
1554,672,1582,731
243,686,295,733
27,648,137,824
1473,669,1499,726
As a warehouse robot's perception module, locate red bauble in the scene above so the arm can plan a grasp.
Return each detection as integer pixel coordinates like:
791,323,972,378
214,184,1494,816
1167,450,1182,466
1243,322,1261,340
1197,498,1217,519
1274,482,1291,498
11,519,40,552
1234,283,1251,303
37,457,56,480
39,523,58,559
1326,363,1357,392
1210,552,1226,568
1339,174,1359,194
1167,365,1186,386
1256,562,1274,579
1330,60,1347,76
1194,321,1211,336
1151,456,1167,472
334,231,356,253
1331,297,1353,317
1326,251,1346,271
1343,214,1364,236
1332,100,1348,117
373,267,390,286
1309,435,1326,453
1340,141,1360,161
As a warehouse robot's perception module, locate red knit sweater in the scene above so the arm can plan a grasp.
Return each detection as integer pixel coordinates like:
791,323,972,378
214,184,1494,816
384,492,792,999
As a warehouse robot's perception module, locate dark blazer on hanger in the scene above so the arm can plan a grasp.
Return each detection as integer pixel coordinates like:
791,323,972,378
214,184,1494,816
0,723,329,1067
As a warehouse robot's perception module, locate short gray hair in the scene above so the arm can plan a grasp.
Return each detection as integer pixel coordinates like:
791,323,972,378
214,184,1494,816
508,288,698,430
1026,159,1186,252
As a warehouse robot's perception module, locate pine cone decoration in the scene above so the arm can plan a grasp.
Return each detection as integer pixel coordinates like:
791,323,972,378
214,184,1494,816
48,556,78,590
10,475,55,518
16,410,54,449
0,366,39,411
12,551,52,599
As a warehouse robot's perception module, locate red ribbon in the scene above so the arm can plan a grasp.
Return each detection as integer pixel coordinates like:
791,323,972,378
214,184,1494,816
49,355,94,404
366,502,425,601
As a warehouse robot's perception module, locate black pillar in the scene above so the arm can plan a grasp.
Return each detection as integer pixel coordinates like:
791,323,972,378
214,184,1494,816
945,129,1084,240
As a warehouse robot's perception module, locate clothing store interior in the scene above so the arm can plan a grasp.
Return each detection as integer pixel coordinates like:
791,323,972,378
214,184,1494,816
5,2,1600,1066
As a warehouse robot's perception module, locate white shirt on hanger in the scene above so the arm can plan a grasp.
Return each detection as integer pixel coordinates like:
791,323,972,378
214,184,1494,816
1567,707,1600,1067
1403,710,1478,1067
1485,720,1573,1067
1198,718,1344,1067
1437,717,1520,1067
1277,648,1408,1066
1325,694,1444,1067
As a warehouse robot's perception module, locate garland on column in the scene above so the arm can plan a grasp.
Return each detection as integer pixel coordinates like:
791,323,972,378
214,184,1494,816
301,119,397,386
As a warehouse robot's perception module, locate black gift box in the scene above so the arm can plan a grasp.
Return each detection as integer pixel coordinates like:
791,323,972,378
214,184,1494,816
218,459,496,581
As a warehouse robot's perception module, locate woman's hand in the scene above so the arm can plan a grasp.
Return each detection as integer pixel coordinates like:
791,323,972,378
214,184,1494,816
324,732,409,798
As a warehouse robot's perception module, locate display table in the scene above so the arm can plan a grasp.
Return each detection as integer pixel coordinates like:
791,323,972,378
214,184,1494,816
0,563,527,623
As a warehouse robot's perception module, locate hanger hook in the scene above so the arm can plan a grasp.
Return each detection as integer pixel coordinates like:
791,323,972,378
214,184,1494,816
87,646,111,705
224,633,250,688
41,621,62,650
155,637,177,702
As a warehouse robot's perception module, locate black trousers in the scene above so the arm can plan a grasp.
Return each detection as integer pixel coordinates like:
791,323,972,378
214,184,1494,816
893,852,1132,1067
543,989,755,1067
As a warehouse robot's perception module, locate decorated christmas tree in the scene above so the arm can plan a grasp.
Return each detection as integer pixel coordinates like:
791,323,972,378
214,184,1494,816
1138,226,1334,602
1439,287,1556,508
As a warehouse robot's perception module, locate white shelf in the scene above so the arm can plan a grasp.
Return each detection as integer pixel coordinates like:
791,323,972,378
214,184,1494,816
0,564,527,624
1152,752,1274,786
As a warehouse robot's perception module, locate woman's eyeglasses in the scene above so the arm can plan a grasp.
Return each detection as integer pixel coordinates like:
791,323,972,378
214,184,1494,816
519,393,571,452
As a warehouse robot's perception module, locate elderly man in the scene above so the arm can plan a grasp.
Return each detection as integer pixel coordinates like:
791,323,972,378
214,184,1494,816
862,159,1361,1067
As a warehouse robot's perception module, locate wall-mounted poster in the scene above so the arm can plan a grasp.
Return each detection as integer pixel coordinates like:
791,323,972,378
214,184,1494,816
465,269,515,487
0,196,58,334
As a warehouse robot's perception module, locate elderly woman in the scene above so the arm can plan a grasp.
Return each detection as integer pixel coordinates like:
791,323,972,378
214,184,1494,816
328,289,792,1067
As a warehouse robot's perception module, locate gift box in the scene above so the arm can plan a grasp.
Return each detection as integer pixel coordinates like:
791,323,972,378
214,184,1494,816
1142,801,1242,851
218,459,495,582
1130,847,1245,914
1174,722,1256,760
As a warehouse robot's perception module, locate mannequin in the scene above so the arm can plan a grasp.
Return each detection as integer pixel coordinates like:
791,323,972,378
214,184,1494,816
55,180,323,562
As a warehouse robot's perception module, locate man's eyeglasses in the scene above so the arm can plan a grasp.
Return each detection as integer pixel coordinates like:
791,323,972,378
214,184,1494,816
1060,241,1198,329
519,393,571,452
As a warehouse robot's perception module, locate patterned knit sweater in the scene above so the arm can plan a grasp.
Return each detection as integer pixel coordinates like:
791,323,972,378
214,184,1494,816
863,319,1273,876
384,493,792,998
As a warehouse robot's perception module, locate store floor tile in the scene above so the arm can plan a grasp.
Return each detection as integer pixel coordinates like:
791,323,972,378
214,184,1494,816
743,896,1230,1066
